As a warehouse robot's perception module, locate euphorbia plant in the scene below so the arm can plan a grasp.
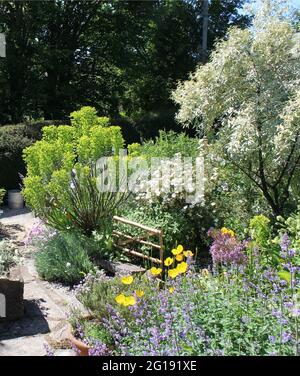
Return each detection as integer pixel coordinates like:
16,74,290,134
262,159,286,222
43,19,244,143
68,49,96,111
23,106,125,234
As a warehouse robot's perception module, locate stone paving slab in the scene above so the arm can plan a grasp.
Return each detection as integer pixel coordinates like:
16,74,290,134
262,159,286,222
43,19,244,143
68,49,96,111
0,207,36,230
0,208,82,356
0,335,47,356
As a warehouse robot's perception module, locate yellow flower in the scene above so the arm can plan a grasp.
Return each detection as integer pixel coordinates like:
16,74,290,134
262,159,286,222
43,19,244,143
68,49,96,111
136,290,144,298
169,287,175,294
115,294,126,305
177,244,183,253
164,257,174,266
150,267,162,276
116,294,136,307
183,250,194,258
175,254,184,262
123,295,136,306
176,261,188,274
221,227,235,237
171,245,184,256
168,268,179,279
121,275,134,285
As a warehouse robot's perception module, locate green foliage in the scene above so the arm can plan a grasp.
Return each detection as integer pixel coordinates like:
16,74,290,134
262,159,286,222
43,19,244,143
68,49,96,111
40,164,128,236
0,0,250,138
80,319,113,347
0,240,19,276
248,214,280,266
249,215,272,249
75,271,151,322
277,209,300,251
198,144,272,235
119,202,197,258
74,241,299,355
23,107,125,234
126,131,262,256
132,109,182,139
0,188,5,205
125,131,210,256
128,130,200,160
276,208,300,268
92,229,115,260
119,136,206,263
35,232,95,285
75,271,122,321
0,120,64,190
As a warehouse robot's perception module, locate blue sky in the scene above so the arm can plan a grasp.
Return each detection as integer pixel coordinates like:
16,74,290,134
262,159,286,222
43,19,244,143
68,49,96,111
291,0,300,9
243,0,300,15
249,0,300,10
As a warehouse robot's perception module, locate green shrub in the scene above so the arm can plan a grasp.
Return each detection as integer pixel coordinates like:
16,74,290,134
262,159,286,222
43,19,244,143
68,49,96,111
128,130,199,160
119,202,197,259
248,215,280,266
79,319,113,348
0,120,66,190
0,188,5,205
35,232,95,285
249,215,272,248
23,107,125,234
125,131,210,258
0,240,19,276
125,131,269,257
276,208,300,265
40,163,128,236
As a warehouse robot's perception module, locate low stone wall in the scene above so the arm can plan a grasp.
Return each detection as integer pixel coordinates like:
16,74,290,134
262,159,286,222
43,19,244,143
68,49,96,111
0,267,24,321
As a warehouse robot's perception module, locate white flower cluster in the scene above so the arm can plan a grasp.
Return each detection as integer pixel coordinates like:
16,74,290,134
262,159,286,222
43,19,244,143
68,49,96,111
134,153,205,206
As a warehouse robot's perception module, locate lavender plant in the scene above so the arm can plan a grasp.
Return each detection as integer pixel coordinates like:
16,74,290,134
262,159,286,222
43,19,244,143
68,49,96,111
73,240,299,356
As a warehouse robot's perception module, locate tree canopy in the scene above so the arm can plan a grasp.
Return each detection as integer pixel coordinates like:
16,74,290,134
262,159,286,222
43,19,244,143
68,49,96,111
0,0,250,138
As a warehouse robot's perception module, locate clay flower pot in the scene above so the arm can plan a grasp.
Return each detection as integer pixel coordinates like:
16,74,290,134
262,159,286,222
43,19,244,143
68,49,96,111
68,324,90,356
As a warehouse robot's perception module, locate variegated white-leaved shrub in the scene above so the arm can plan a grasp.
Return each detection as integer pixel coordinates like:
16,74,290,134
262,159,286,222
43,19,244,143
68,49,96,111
173,1,300,217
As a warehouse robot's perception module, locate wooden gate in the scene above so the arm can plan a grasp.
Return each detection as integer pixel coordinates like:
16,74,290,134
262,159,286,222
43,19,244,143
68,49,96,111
112,216,164,268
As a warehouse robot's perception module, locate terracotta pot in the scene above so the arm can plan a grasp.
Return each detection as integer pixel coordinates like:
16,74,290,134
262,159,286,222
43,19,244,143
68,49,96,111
68,324,90,356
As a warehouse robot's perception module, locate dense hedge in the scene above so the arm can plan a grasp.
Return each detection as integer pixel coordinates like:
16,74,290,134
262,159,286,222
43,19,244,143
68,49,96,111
0,120,67,192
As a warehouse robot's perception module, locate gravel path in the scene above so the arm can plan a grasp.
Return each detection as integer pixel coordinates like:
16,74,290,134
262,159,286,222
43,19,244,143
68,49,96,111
0,207,36,231
0,208,80,356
